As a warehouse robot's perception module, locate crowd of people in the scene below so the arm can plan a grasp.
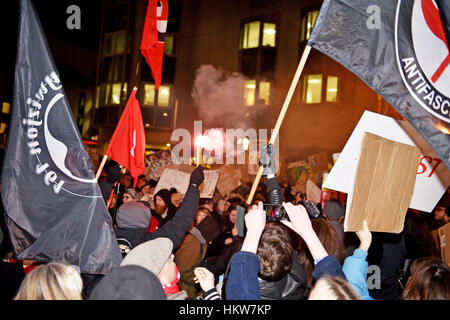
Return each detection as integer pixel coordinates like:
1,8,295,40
1,159,449,301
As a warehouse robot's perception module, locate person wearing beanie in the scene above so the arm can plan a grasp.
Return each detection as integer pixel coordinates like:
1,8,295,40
88,265,166,300
114,166,205,251
175,209,221,299
120,237,187,300
115,188,153,229
153,188,178,228
322,199,345,242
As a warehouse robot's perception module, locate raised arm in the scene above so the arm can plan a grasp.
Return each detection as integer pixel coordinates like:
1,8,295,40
281,202,346,281
226,202,266,300
342,220,374,300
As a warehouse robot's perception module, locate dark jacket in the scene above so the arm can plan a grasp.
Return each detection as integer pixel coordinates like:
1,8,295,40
258,252,307,300
151,203,178,228
114,184,200,249
226,251,261,300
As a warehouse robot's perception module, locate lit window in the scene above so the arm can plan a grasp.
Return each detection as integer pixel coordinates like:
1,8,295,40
101,84,111,105
164,35,175,55
240,21,260,49
2,102,11,113
259,81,270,105
262,23,276,47
300,10,319,42
103,31,126,56
326,76,338,102
244,80,256,106
144,84,155,105
111,83,122,104
158,86,170,106
304,74,323,104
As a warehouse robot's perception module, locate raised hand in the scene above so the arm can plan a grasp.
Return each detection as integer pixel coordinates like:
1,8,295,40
356,220,372,252
194,267,215,292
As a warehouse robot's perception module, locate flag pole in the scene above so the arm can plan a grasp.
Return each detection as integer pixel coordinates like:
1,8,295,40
246,45,312,205
96,155,109,181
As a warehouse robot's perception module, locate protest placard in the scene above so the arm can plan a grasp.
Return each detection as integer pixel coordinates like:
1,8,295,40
216,165,241,197
154,168,191,195
200,170,219,198
306,179,322,204
323,111,450,213
344,132,421,233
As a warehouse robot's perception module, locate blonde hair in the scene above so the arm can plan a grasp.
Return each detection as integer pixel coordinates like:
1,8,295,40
308,275,360,300
14,262,83,300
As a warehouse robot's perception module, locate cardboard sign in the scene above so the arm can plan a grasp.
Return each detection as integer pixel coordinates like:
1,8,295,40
154,168,191,195
344,132,421,233
216,165,241,197
306,179,322,204
323,111,450,213
200,170,220,199
437,223,450,265
145,150,175,180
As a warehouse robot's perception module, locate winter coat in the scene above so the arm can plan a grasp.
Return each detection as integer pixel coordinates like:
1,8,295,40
174,228,208,298
342,248,374,300
226,251,261,300
114,184,200,249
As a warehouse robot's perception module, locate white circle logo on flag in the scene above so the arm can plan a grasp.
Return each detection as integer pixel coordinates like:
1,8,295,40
395,0,450,123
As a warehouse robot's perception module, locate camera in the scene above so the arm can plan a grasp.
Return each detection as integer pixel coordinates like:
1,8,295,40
264,203,289,222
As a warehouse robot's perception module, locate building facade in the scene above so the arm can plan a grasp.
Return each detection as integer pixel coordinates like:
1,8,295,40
93,0,402,175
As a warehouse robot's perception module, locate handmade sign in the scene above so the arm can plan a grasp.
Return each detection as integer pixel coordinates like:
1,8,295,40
154,168,190,195
306,179,322,204
323,111,450,213
200,170,219,199
145,150,178,180
344,132,421,233
216,165,242,197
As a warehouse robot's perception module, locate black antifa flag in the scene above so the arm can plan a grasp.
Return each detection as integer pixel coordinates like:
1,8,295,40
1,0,122,273
308,0,450,168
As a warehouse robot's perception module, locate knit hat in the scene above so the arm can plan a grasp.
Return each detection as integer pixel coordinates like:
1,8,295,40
155,189,171,207
322,200,345,220
127,188,140,200
197,216,221,243
120,237,173,276
88,265,166,300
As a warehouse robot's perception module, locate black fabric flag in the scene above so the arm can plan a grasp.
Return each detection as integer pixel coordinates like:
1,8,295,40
1,0,122,273
308,0,450,168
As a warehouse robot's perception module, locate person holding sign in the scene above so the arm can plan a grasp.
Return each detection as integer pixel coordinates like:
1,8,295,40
114,166,205,250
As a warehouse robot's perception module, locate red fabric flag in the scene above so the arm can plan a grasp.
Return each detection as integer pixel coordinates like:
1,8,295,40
140,0,169,90
105,88,146,185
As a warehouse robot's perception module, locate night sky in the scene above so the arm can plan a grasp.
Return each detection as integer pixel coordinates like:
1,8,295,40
0,0,103,102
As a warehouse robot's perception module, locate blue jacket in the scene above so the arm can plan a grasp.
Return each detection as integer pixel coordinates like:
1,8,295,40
312,255,347,281
342,249,374,300
226,251,261,300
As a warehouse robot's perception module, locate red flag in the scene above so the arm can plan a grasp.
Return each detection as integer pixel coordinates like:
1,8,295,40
140,0,168,90
105,88,146,185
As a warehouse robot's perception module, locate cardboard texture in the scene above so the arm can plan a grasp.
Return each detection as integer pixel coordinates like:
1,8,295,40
216,165,242,197
344,132,421,233
324,111,450,213
437,223,450,265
